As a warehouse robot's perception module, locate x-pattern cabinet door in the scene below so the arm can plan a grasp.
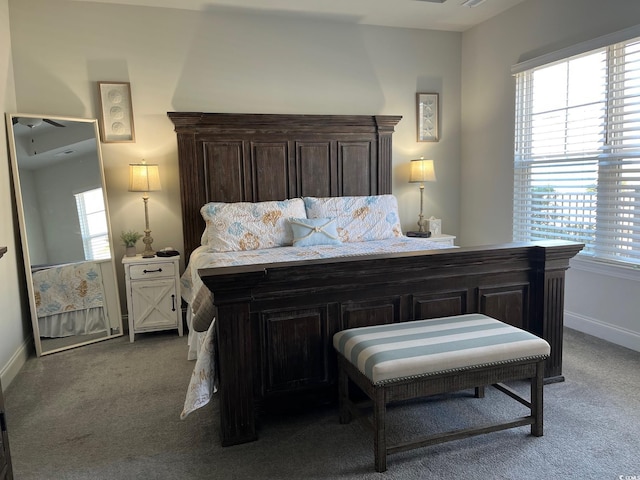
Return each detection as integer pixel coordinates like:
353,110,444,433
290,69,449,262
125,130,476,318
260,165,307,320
130,278,177,329
122,255,183,342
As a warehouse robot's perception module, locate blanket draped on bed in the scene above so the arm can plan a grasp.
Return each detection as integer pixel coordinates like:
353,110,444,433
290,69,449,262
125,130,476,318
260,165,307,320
33,261,105,317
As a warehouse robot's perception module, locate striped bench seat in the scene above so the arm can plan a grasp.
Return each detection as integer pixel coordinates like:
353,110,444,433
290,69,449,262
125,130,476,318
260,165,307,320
333,313,550,472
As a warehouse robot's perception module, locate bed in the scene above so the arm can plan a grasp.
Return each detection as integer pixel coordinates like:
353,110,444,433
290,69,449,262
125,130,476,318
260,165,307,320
31,261,108,338
168,112,583,446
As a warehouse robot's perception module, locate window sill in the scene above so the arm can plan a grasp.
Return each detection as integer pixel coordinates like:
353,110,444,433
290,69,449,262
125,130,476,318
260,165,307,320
570,255,640,282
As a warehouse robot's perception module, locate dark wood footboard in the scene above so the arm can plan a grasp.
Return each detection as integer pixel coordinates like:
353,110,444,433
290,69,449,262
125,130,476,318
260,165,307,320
199,240,582,446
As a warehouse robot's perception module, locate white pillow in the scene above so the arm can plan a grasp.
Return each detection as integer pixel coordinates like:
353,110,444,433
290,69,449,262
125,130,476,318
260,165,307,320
200,198,306,252
302,195,403,243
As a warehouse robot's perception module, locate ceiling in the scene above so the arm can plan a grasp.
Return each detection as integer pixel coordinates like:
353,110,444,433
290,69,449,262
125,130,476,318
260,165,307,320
10,117,98,170
74,0,526,32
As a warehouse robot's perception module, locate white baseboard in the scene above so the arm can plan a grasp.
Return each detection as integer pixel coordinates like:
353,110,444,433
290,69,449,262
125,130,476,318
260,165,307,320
565,310,640,353
0,337,33,389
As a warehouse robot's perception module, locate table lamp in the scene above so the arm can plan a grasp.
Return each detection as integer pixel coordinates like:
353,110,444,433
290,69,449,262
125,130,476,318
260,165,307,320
409,157,436,233
129,160,161,258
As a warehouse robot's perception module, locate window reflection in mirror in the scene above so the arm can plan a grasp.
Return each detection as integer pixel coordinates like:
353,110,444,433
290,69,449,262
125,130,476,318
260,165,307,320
75,187,110,261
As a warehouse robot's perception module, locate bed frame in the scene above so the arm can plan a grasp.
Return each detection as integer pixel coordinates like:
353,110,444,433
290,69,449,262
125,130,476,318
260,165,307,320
168,112,583,447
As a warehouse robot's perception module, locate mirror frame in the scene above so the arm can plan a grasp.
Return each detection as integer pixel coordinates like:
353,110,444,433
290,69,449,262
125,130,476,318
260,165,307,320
5,113,123,356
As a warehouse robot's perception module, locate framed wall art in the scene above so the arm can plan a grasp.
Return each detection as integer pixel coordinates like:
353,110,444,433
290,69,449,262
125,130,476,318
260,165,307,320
416,92,439,142
97,81,136,143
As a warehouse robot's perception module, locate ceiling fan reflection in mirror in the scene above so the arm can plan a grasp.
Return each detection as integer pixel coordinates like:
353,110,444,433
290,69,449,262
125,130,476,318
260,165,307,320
12,117,66,128
12,116,67,155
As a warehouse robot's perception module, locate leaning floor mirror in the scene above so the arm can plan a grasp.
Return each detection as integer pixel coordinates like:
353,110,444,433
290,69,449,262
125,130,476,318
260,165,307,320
5,113,123,356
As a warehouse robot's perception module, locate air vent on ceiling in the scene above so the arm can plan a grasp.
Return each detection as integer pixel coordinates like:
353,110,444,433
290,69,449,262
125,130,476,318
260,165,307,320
54,150,75,157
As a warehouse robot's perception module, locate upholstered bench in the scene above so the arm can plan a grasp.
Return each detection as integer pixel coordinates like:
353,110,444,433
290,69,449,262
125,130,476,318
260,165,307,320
333,313,551,472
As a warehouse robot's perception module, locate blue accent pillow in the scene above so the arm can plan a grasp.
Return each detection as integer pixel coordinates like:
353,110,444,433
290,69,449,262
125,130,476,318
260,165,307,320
289,217,342,247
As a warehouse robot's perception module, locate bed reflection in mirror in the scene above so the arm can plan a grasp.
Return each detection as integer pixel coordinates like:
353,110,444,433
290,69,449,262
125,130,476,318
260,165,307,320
6,114,123,356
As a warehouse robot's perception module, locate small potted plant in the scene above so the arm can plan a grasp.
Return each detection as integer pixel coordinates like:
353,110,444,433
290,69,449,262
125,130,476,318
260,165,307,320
120,230,143,257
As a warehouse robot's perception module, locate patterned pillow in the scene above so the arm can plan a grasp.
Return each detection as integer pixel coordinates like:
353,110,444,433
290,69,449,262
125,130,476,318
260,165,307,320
289,217,342,247
303,195,403,243
200,198,306,252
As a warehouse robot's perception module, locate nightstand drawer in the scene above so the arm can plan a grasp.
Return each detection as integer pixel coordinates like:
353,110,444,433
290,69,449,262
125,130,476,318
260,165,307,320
128,262,175,280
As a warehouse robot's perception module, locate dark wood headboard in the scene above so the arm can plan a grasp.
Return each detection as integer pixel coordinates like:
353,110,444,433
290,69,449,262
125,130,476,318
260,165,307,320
167,113,402,260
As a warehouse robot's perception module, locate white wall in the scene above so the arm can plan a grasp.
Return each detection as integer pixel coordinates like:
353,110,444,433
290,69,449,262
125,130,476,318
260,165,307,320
0,0,32,390
461,0,640,351
1,0,462,379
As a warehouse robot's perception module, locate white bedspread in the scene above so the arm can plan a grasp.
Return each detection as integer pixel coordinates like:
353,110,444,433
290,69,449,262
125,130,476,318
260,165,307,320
180,237,454,418
181,314,217,419
32,261,107,338
33,261,105,317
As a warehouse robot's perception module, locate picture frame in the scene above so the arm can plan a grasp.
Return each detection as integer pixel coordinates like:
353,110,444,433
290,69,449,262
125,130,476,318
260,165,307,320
97,81,136,143
416,92,439,142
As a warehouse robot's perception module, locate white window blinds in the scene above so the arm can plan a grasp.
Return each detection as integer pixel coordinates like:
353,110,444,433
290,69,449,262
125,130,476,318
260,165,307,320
514,36,640,266
75,188,111,261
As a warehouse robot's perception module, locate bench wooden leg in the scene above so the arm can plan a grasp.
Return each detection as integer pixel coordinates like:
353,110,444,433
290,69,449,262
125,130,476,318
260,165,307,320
373,387,387,473
475,386,485,398
531,360,544,437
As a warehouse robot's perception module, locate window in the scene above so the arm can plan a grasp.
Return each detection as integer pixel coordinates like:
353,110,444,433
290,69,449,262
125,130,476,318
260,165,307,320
75,188,111,260
514,36,640,266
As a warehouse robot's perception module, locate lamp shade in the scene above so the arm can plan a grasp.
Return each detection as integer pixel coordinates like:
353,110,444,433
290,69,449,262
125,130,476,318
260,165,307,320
129,162,161,192
409,158,436,183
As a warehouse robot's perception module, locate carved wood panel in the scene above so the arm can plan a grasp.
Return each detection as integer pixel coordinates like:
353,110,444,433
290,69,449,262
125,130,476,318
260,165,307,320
340,297,400,330
296,142,333,197
198,138,382,242
261,307,329,394
204,141,244,202
413,290,468,320
252,143,290,200
338,142,374,196
477,283,529,329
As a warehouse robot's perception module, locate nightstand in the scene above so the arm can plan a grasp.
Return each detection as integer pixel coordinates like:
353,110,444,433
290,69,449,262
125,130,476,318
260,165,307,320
428,234,456,247
122,254,183,342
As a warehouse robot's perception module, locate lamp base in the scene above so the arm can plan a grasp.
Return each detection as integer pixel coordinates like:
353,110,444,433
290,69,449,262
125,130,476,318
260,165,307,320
416,184,428,233
141,230,155,258
416,213,428,233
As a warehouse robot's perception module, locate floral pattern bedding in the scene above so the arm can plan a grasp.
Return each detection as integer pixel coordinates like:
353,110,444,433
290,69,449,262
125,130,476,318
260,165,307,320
32,261,104,318
303,194,403,242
